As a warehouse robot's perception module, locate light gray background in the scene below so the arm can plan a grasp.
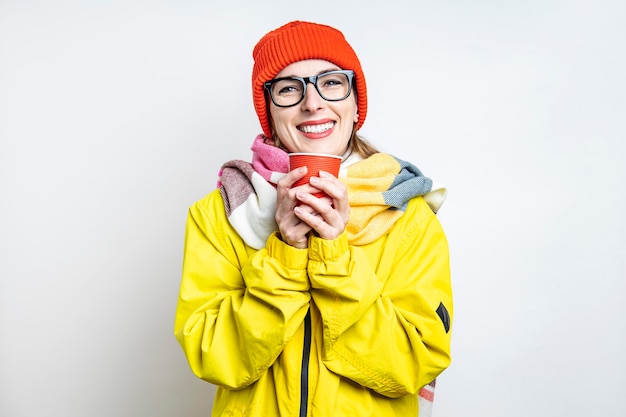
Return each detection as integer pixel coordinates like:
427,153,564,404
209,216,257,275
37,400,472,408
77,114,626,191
1,1,625,416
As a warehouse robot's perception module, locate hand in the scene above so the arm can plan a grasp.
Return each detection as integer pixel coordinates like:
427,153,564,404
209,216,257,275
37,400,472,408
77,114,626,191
293,170,350,241
275,167,317,249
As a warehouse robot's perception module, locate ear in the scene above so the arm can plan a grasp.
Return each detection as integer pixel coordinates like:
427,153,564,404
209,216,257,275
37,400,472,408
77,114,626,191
354,112,359,124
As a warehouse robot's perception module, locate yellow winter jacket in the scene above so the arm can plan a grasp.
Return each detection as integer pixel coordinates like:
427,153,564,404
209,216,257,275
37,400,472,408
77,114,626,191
174,189,452,416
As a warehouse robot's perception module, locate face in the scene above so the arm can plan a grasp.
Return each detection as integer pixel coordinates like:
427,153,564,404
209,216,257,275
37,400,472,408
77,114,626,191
268,59,358,155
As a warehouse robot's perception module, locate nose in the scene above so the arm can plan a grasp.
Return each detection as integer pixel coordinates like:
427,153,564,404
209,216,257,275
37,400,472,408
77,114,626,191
300,81,324,112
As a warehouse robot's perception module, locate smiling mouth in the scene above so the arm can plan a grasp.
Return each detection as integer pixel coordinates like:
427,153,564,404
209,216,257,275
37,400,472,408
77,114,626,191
298,121,335,134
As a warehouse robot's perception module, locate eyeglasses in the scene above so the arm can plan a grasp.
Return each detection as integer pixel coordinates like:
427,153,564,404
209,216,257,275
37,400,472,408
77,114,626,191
264,70,355,108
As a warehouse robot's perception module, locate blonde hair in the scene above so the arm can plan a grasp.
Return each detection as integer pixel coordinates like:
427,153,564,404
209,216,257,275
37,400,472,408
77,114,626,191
348,130,379,158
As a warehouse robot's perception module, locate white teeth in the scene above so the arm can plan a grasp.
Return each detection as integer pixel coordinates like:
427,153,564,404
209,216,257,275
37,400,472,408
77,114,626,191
299,122,334,134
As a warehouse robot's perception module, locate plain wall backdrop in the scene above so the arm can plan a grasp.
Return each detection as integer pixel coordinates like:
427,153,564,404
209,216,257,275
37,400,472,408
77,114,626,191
1,1,625,416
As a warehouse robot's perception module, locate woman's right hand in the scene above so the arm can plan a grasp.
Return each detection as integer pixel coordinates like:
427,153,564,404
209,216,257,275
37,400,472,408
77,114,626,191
275,166,324,249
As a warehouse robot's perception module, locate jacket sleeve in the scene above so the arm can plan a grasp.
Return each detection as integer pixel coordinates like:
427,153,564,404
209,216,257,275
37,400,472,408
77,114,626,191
173,190,311,389
308,197,453,398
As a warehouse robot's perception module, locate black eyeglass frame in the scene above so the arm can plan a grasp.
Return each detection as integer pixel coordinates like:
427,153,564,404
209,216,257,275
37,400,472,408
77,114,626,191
263,69,355,108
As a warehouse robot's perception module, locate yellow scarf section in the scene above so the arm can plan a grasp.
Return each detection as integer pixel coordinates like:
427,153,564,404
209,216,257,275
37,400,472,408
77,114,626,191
340,153,434,246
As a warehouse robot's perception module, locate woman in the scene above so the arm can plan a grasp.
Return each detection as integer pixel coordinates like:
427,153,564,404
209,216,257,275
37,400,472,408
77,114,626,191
174,20,453,417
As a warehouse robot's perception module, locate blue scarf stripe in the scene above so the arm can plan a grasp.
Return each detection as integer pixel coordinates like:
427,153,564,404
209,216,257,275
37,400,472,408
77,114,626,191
382,157,433,209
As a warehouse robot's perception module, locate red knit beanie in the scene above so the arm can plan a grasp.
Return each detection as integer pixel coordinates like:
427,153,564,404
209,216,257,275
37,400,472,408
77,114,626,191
252,21,367,139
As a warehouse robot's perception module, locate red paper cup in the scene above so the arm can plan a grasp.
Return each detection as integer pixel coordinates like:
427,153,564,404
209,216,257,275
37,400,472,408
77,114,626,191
289,152,342,198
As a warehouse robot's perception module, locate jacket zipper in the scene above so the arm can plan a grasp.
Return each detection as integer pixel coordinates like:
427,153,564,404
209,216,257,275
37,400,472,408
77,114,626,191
299,308,312,417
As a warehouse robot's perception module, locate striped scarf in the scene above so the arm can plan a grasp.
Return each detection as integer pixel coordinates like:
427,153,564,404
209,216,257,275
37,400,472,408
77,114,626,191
218,135,446,250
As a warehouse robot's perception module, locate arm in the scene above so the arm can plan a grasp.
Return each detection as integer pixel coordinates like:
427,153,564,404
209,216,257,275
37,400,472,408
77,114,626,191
308,197,453,397
173,191,311,389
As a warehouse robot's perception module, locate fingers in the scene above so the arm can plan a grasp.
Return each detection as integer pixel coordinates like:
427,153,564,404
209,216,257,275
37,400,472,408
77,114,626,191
294,188,349,241
275,167,313,248
310,171,346,201
277,166,307,191
276,168,349,245
307,171,350,221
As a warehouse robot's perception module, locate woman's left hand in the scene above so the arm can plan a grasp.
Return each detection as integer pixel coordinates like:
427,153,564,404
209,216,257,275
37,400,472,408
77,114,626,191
293,171,350,240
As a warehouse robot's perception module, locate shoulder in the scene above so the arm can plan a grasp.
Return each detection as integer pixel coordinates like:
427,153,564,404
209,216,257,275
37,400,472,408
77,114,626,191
188,189,231,234
187,189,252,251
191,189,226,217
404,196,438,221
393,196,447,245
